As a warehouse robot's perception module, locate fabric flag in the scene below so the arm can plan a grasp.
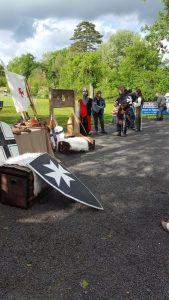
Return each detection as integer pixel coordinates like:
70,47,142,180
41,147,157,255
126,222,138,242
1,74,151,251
0,58,28,113
5,71,28,113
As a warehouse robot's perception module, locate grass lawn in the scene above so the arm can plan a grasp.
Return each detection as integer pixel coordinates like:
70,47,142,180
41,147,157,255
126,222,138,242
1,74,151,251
0,96,164,126
0,97,114,125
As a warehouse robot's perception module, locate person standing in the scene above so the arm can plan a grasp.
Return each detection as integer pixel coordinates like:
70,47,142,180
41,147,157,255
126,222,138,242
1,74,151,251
165,93,169,114
112,101,118,125
133,89,143,132
77,87,92,135
155,92,166,121
92,90,107,134
116,86,130,136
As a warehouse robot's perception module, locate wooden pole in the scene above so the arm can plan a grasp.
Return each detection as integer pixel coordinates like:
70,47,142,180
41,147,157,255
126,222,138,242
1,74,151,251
90,83,94,99
20,111,27,122
25,80,39,120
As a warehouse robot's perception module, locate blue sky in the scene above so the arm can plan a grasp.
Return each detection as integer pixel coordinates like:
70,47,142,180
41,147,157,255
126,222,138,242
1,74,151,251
0,0,163,64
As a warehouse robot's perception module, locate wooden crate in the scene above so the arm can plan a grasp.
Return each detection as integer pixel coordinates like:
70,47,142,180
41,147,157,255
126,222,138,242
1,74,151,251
0,164,49,209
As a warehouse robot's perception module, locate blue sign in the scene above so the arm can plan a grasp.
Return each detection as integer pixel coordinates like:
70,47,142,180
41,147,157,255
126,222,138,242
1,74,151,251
142,107,158,115
142,102,168,115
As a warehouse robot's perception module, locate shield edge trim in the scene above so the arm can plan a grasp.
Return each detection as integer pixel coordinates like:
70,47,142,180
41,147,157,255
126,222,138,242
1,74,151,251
28,162,103,210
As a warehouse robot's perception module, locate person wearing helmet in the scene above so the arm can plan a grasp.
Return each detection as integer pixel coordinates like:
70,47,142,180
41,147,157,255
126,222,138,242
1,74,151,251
77,87,92,135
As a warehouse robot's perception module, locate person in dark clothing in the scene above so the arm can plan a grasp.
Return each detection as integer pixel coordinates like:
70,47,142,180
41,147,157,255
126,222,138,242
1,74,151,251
127,90,136,129
77,87,92,135
116,86,130,136
92,91,107,134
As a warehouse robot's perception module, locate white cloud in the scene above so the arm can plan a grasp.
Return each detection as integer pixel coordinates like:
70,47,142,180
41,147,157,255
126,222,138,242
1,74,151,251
95,14,145,41
0,15,151,64
0,18,78,63
0,30,18,64
0,0,163,63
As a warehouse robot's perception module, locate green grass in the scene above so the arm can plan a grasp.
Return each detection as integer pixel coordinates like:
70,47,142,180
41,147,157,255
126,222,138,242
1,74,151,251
0,97,114,125
1,96,163,126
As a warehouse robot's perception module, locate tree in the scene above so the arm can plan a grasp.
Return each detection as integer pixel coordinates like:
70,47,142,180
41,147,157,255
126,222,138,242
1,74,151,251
144,0,169,52
58,50,103,91
118,39,161,99
29,67,48,97
7,53,37,79
99,30,140,68
40,49,68,87
70,21,103,52
0,65,6,87
77,51,103,87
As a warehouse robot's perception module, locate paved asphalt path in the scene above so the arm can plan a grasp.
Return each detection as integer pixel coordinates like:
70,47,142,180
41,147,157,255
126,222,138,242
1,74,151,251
0,120,169,300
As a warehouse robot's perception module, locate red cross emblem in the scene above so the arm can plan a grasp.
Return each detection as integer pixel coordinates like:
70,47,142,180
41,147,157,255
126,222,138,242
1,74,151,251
18,87,24,97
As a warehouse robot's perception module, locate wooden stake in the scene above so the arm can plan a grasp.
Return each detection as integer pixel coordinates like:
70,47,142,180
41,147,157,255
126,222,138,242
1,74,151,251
25,80,39,120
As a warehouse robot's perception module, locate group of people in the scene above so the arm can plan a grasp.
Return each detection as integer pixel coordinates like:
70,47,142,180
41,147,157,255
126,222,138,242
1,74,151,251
77,86,169,139
77,86,169,233
77,87,107,135
112,86,144,136
77,86,144,137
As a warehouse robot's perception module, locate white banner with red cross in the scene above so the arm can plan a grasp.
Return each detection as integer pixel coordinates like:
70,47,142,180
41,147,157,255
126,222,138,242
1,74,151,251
5,71,28,113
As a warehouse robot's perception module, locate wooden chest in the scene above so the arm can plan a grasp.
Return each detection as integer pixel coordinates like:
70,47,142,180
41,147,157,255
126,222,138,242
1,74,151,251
0,164,49,209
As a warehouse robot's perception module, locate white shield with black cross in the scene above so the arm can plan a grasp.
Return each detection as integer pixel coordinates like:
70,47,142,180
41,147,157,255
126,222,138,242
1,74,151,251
0,122,19,162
